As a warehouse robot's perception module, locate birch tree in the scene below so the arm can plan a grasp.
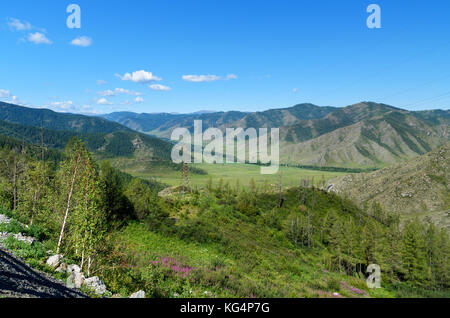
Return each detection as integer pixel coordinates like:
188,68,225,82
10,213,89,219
56,139,85,255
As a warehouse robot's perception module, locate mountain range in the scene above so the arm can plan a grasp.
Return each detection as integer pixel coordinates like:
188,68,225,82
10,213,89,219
101,102,450,168
1,101,449,169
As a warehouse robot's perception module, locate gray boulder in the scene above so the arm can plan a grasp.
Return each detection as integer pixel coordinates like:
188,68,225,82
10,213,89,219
130,290,146,298
13,233,36,245
0,214,11,224
84,276,107,295
67,264,81,274
46,254,63,268
67,271,85,289
56,263,68,273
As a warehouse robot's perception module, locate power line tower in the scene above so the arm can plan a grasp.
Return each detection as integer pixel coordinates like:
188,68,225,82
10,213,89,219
180,147,190,194
40,123,47,169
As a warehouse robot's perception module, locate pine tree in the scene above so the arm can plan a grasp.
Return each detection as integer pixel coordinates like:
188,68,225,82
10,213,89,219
330,217,345,272
401,219,429,287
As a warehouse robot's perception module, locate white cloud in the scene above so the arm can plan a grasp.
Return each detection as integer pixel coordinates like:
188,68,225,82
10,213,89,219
97,80,107,85
97,98,113,105
117,70,161,83
134,97,144,103
10,96,28,106
149,84,171,91
182,74,237,83
293,88,299,93
27,32,52,45
97,88,142,97
97,89,115,97
49,101,75,112
0,91,26,106
114,88,142,96
0,89,11,98
7,18,32,31
47,101,98,113
71,36,92,47
182,75,221,83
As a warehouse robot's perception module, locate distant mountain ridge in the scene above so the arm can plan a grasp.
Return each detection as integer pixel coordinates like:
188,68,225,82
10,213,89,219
100,103,337,137
102,102,450,168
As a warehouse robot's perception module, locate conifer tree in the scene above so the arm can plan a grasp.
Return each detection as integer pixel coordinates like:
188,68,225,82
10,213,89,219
401,219,429,287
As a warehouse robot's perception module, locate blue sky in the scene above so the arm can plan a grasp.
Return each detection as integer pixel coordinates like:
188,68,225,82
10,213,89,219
0,0,449,114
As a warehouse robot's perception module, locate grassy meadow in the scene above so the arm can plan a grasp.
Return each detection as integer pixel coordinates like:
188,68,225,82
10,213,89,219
107,158,349,189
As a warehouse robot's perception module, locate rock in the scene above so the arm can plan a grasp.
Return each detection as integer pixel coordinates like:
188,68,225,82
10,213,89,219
130,290,146,298
0,232,10,241
67,264,81,274
84,276,107,295
158,186,191,198
13,233,35,245
56,263,68,273
67,271,85,289
46,254,63,268
0,214,11,224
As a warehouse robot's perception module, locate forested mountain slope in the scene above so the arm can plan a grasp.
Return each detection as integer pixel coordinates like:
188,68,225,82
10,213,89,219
0,119,172,161
0,102,128,133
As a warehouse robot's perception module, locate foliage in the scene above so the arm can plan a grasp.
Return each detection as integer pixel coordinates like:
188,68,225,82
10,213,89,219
1,137,449,298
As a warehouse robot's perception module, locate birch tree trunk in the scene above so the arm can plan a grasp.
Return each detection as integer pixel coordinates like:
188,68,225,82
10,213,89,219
13,156,17,211
56,151,82,255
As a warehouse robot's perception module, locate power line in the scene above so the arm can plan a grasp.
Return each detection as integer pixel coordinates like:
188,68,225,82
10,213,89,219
376,73,450,102
402,90,450,109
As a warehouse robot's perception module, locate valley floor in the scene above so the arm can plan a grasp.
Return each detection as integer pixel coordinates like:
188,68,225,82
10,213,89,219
108,161,348,188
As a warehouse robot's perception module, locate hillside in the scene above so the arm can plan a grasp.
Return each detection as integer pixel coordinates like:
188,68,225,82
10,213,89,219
0,102,129,133
328,143,450,229
1,103,449,299
0,119,172,161
102,111,248,137
0,247,87,298
103,102,450,168
101,103,336,138
281,110,450,167
0,103,175,163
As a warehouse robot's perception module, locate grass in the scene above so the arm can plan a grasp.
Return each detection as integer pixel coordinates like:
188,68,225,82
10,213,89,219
101,189,386,298
108,160,349,189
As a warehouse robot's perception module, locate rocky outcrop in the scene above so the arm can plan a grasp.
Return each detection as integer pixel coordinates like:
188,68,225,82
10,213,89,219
46,254,63,268
328,143,450,230
84,276,107,295
130,290,146,298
